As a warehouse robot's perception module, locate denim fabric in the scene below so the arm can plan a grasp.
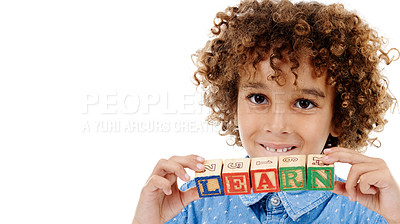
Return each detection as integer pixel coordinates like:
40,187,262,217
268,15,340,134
166,176,387,224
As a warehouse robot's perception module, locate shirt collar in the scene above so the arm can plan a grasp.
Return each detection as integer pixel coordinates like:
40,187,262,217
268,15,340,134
278,190,333,221
239,190,332,221
239,175,341,221
239,192,268,207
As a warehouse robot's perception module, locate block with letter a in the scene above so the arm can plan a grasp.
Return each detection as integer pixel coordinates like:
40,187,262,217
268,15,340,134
195,159,225,198
222,158,251,195
250,157,279,193
307,154,334,190
279,155,307,191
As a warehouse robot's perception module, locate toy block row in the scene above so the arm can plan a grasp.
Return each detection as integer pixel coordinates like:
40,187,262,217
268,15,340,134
194,154,334,198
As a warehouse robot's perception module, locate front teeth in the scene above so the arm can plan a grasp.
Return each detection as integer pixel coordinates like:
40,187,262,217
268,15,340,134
264,146,293,152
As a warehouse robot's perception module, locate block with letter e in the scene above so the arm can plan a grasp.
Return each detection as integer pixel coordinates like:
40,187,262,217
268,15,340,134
195,159,225,198
250,157,279,193
279,155,307,191
222,158,251,195
307,154,334,190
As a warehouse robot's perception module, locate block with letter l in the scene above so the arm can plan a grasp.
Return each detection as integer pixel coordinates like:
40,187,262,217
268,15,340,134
222,158,251,195
307,154,334,190
250,157,280,193
279,155,307,191
195,159,225,197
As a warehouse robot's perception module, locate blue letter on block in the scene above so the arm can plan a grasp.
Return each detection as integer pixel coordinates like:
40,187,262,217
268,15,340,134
195,176,224,197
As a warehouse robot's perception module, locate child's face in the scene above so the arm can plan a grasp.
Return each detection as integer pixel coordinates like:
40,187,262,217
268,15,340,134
237,54,338,158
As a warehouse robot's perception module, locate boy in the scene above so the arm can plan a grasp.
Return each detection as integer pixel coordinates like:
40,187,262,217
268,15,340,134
133,0,400,223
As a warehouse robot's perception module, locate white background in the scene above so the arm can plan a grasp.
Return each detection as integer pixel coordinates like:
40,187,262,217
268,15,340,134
0,0,399,223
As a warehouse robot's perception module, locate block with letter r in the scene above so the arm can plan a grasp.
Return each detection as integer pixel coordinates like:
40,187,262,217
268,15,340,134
279,155,307,191
194,159,225,197
307,154,334,190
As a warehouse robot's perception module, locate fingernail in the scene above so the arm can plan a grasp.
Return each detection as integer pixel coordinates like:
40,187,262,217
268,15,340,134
196,156,205,162
322,156,329,161
196,163,204,170
324,148,331,154
184,174,190,181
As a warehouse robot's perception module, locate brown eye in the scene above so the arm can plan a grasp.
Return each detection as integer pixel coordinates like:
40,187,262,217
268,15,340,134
295,99,316,109
248,94,268,104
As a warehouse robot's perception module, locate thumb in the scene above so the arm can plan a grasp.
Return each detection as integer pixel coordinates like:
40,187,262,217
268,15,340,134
181,187,200,207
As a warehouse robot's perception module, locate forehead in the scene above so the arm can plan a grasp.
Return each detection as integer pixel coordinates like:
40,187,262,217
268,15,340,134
239,53,329,90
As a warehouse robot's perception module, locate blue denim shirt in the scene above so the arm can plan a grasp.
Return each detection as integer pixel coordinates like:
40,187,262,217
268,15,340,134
166,176,387,224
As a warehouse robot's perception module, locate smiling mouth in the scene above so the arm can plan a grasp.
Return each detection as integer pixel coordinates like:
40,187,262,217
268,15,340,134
260,144,296,153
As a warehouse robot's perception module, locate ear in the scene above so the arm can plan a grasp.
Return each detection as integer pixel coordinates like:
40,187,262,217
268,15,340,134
330,123,341,137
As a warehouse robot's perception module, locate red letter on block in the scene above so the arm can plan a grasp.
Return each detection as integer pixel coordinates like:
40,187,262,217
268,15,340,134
223,173,251,195
251,170,279,193
250,157,279,193
258,172,273,189
222,158,251,195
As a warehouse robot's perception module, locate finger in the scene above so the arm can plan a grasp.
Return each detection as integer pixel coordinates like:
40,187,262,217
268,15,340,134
321,148,374,165
153,155,205,174
144,175,173,195
152,159,190,182
152,155,205,182
331,181,350,198
346,163,379,200
181,187,200,207
323,147,359,156
359,171,382,194
168,155,205,172
164,173,179,186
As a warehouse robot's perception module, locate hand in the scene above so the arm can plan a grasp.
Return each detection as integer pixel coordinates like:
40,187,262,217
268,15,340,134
133,155,205,224
322,147,400,224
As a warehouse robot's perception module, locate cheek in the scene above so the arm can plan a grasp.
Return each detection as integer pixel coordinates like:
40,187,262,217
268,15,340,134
237,103,260,139
237,109,252,135
298,114,332,145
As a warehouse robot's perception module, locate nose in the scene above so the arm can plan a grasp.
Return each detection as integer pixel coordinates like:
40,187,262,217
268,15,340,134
263,106,291,135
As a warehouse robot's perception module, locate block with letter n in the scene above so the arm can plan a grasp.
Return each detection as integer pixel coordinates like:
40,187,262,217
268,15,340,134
194,159,225,198
279,155,307,191
307,154,334,190
250,157,280,193
222,158,251,195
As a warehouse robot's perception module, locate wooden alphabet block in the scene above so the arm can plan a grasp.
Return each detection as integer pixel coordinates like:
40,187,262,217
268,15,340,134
195,159,225,197
250,157,280,193
222,158,251,195
279,155,307,191
307,154,334,190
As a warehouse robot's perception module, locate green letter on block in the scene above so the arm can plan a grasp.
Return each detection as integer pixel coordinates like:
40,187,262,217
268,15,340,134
307,167,334,190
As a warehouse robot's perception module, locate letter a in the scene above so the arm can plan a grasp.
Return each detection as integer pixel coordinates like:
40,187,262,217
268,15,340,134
257,172,274,190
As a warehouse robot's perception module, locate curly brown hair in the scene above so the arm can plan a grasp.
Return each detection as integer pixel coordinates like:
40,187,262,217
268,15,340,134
193,0,398,152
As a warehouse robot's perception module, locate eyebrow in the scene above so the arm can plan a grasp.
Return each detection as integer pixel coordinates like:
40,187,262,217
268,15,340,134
300,88,325,98
241,82,326,98
241,82,269,90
